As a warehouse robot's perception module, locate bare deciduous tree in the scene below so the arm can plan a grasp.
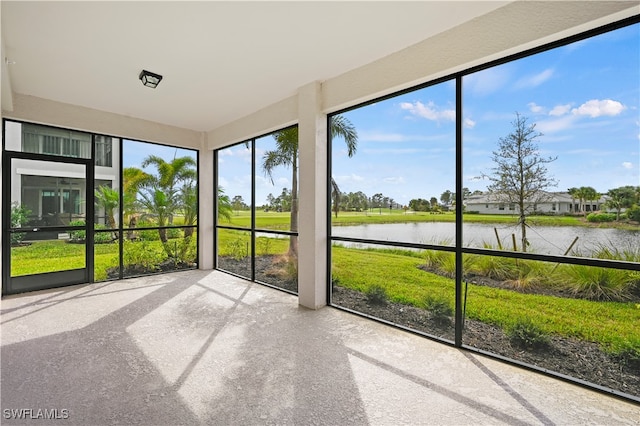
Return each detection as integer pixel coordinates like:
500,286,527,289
486,113,557,252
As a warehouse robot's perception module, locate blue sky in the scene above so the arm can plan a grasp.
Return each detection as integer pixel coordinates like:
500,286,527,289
333,23,639,206
212,23,639,208
217,135,289,207
123,140,197,171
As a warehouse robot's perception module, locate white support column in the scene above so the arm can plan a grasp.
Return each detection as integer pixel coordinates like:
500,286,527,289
297,81,327,309
198,134,214,270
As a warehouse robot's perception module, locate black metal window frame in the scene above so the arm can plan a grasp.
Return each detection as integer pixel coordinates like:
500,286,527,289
214,125,299,295
2,119,199,292
327,15,640,403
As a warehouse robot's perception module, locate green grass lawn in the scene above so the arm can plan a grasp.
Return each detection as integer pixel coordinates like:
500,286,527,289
221,209,639,229
11,237,193,281
331,245,640,353
10,240,87,276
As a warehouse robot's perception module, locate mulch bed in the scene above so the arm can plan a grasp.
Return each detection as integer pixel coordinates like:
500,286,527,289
217,255,298,293
106,260,195,279
331,285,640,398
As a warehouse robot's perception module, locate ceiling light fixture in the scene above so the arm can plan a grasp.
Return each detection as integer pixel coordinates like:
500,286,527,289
139,69,163,88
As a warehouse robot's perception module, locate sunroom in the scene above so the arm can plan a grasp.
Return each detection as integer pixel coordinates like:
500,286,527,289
1,0,639,412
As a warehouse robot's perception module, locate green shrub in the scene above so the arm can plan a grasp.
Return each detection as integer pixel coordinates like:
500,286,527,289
560,264,638,301
227,237,248,260
122,240,165,271
69,220,87,242
505,259,553,290
365,284,388,305
167,227,182,239
424,249,450,270
470,254,515,281
424,249,475,279
424,295,453,326
69,220,114,244
507,318,550,349
94,227,115,244
586,212,616,222
626,204,640,222
10,202,31,245
257,237,273,256
175,235,197,263
136,221,160,241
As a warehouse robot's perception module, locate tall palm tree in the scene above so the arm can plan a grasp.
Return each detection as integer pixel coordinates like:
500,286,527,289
331,178,341,218
180,182,197,238
122,167,152,225
606,188,627,221
139,155,197,253
567,187,578,214
217,186,233,222
573,186,599,217
262,115,358,256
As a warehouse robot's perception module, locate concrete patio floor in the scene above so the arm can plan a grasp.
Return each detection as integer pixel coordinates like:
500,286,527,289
1,269,638,425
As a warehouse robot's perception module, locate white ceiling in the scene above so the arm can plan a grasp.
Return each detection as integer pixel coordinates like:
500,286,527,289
1,1,511,132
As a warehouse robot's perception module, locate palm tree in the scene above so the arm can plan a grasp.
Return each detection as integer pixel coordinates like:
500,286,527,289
95,185,119,229
217,186,233,222
567,187,578,214
574,186,597,217
606,188,626,221
122,167,152,226
331,179,341,218
180,182,197,237
138,155,197,254
262,115,358,256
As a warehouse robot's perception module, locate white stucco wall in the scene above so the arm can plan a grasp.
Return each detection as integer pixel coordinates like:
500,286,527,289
6,94,203,150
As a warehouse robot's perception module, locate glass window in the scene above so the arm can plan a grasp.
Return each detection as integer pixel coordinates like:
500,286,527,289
331,81,456,246
118,139,198,278
20,123,91,159
215,127,299,294
329,20,640,400
463,23,639,259
95,135,113,167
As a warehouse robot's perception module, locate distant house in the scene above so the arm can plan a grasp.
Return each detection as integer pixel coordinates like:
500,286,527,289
465,192,608,215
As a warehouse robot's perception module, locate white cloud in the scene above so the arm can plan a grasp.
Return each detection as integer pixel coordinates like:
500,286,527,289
335,174,365,185
549,104,572,116
535,115,577,134
464,67,510,96
572,99,626,118
622,162,633,169
383,176,406,184
528,102,544,113
464,118,476,129
515,68,554,89
400,101,455,122
359,131,406,142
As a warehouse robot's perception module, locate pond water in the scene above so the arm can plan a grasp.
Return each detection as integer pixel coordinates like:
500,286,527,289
332,222,639,256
